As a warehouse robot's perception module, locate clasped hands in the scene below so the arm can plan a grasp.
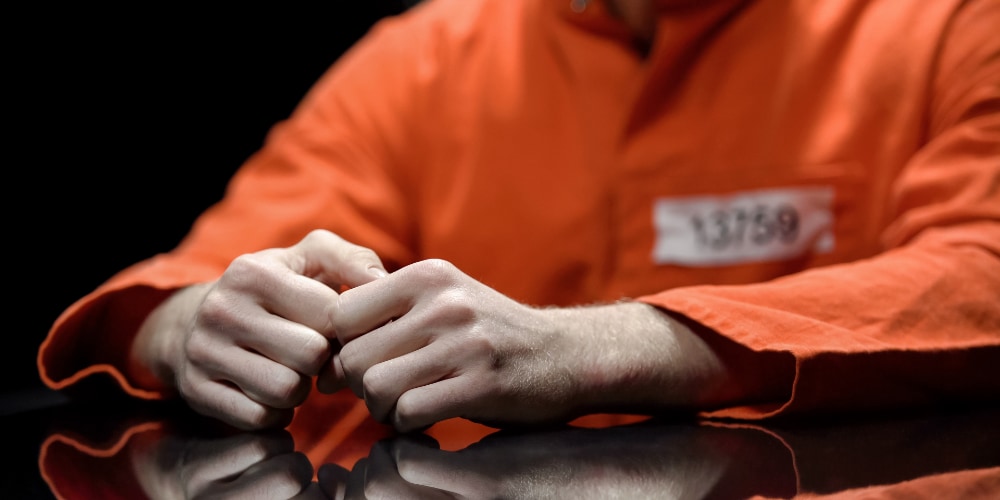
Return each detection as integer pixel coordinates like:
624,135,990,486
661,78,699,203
133,230,721,432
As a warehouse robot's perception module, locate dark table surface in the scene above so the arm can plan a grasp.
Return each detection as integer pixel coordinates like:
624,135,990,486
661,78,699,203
4,387,999,499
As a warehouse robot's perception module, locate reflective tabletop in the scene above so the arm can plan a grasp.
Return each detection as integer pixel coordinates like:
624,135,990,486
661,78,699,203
5,389,999,499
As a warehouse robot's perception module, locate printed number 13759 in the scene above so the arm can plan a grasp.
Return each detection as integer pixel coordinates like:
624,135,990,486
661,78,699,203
690,204,800,250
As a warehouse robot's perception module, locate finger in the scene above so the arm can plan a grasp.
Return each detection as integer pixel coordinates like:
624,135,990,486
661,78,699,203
259,266,342,334
198,346,313,410
332,259,466,344
220,250,342,335
336,318,431,398
316,352,348,394
226,312,333,377
185,377,294,430
393,376,479,433
290,229,388,288
332,275,414,344
202,260,335,370
355,340,459,423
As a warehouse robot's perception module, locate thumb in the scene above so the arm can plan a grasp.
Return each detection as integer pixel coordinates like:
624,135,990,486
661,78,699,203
291,230,388,288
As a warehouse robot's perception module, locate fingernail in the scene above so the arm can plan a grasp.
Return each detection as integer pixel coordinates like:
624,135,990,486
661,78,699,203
368,267,388,278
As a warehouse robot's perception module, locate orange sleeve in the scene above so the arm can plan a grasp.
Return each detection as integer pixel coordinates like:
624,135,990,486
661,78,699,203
640,0,1000,419
36,12,431,399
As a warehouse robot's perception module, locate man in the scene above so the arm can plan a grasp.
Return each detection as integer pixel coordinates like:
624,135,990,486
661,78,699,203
39,0,1000,434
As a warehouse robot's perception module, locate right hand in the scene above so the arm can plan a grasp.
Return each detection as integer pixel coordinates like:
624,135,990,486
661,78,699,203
131,229,388,430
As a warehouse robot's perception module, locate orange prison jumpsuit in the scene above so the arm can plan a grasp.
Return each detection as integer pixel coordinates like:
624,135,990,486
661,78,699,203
38,0,1000,474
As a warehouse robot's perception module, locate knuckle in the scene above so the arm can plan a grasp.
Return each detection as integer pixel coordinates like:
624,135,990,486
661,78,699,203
302,229,353,256
183,331,210,362
225,252,271,283
236,406,271,430
337,343,368,398
349,246,379,263
183,377,290,430
298,334,332,375
337,342,362,376
223,249,293,292
392,391,440,433
361,366,398,423
393,392,420,428
244,407,292,430
361,368,389,404
465,326,495,354
430,289,477,324
270,371,311,408
423,258,456,273
196,290,238,327
176,372,200,402
323,300,343,339
304,228,337,244
408,259,459,286
442,328,496,371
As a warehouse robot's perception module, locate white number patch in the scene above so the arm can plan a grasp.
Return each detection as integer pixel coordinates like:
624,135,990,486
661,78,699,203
652,186,835,266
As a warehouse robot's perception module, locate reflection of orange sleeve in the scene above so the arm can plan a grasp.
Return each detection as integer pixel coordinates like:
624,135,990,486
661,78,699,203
39,422,160,500
793,468,1000,500
710,418,1000,499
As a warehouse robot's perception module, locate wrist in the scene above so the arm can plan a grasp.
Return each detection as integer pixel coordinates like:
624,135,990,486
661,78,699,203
539,302,731,416
128,283,211,392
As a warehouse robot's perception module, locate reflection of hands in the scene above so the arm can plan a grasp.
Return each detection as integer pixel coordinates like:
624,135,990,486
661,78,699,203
315,421,795,499
129,425,322,500
131,230,388,430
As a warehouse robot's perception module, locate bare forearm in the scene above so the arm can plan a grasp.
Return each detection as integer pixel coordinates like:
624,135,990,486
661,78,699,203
542,301,792,415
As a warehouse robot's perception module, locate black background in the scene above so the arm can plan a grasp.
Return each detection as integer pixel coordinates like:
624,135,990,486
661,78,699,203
6,3,413,404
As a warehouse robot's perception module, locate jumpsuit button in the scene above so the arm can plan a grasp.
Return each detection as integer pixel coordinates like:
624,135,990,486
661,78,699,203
570,0,589,13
